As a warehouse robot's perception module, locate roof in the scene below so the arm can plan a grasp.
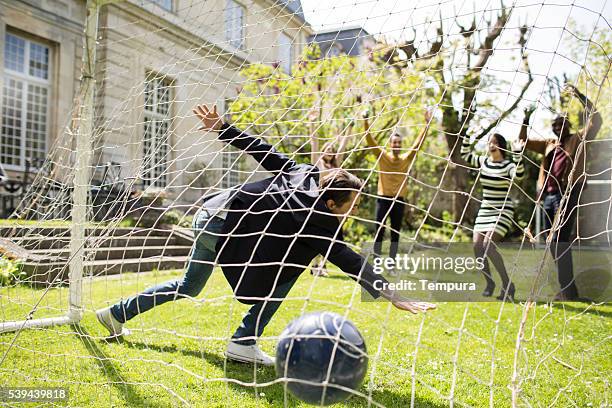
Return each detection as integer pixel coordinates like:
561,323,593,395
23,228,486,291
310,25,371,37
277,0,305,22
308,26,374,57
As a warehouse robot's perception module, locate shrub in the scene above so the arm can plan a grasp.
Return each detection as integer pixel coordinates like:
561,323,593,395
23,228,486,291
160,210,183,226
0,257,25,286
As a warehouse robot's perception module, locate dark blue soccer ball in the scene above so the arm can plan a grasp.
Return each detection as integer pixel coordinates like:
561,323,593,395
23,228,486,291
275,311,368,405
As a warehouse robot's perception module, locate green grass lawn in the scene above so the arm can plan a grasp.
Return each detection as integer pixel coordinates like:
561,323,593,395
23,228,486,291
0,268,610,407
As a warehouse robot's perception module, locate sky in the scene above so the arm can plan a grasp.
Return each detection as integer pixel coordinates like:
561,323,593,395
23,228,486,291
300,0,610,139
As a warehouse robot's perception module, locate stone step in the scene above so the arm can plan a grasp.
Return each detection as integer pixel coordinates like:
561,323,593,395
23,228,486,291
22,255,190,286
30,245,193,261
10,235,178,250
2,226,196,287
0,225,175,239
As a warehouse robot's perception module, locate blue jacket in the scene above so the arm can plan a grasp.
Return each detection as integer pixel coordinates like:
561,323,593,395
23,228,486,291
214,123,385,304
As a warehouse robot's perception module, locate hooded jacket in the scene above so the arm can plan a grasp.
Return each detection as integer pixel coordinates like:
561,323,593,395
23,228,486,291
211,124,385,304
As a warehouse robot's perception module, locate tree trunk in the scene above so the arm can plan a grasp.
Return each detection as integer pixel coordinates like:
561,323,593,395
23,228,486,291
444,131,472,223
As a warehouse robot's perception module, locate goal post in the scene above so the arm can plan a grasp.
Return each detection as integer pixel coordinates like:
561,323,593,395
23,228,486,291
0,0,101,334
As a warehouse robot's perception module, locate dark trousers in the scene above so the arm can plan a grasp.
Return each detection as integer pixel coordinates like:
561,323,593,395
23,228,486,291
543,184,582,299
373,197,405,259
110,210,297,345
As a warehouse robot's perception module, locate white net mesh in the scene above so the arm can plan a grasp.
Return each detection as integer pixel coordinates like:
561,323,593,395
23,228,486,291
0,0,610,406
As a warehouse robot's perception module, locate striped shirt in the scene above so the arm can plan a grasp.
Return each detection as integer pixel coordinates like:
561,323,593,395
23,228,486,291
461,138,525,235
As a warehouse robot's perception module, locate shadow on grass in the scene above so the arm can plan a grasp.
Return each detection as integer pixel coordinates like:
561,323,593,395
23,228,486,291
72,325,162,408
347,388,448,408
550,302,612,318
123,340,446,407
123,339,234,369
223,379,449,408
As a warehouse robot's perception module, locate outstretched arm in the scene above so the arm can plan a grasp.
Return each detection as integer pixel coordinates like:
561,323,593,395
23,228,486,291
308,108,322,167
310,133,322,170
566,84,603,142
335,120,355,164
519,106,547,155
316,236,436,314
194,104,298,174
364,117,385,156
406,109,433,160
460,136,485,168
509,139,526,180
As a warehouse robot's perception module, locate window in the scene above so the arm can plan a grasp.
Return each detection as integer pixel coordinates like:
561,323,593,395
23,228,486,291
278,32,293,73
220,98,242,188
1,32,50,169
220,146,242,188
225,0,245,49
143,74,172,188
223,98,234,122
148,0,172,11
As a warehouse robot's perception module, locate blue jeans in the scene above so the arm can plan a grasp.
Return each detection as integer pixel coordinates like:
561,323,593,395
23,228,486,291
109,210,296,345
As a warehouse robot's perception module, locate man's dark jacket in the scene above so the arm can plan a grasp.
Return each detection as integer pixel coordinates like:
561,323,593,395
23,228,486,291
211,123,385,304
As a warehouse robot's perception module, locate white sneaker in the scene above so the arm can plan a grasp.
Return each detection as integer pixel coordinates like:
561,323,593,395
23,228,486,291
310,266,329,277
225,341,275,366
95,307,130,338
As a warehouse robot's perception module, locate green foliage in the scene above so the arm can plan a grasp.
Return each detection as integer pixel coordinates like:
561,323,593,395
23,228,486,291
563,21,610,137
0,256,24,286
417,211,471,242
342,217,373,247
229,44,435,156
160,210,184,226
117,210,191,229
117,217,136,228
229,44,447,224
178,214,194,229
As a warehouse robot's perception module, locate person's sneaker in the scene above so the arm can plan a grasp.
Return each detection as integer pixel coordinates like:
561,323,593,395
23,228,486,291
225,341,275,366
95,307,130,338
310,266,329,277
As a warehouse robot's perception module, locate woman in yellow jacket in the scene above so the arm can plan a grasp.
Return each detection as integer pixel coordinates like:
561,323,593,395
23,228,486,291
364,110,432,259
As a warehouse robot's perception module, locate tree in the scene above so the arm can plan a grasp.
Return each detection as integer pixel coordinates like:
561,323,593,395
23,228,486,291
376,5,533,222
563,21,610,140
227,45,444,229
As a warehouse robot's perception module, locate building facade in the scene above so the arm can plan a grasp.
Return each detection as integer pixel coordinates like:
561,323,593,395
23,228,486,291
0,0,311,211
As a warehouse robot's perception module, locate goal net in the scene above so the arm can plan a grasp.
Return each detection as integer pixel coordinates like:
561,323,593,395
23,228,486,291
0,0,610,406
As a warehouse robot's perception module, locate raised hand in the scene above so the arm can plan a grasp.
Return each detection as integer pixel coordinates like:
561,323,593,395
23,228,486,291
523,104,536,121
363,109,372,132
193,104,222,132
512,138,526,151
362,108,372,120
562,83,580,97
563,83,588,106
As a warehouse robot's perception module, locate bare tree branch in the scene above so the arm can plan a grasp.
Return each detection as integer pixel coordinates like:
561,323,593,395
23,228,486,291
421,22,444,59
473,6,510,72
456,12,477,40
474,25,533,141
398,27,418,61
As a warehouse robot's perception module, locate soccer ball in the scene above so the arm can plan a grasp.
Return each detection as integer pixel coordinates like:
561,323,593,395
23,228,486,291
275,311,368,405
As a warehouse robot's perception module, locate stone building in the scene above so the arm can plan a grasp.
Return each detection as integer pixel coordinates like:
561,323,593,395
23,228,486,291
0,0,312,212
